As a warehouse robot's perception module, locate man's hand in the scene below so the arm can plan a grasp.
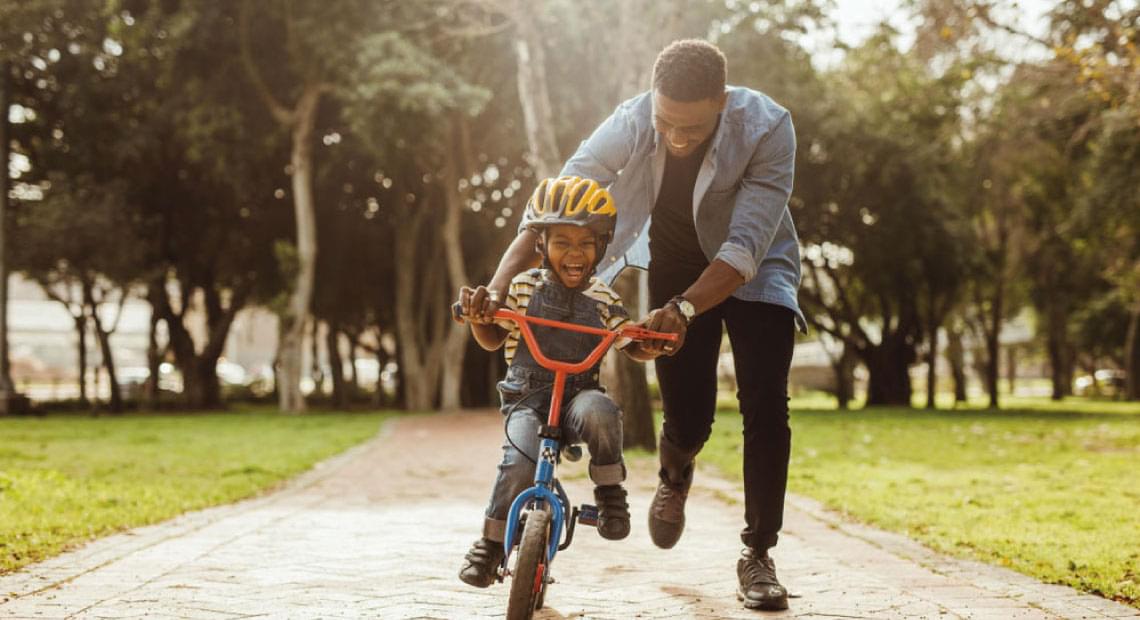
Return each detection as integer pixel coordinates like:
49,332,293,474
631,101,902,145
458,285,503,324
639,305,688,356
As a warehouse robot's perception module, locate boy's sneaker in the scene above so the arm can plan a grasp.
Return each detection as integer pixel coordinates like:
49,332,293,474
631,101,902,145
594,485,630,540
458,537,504,588
736,547,789,610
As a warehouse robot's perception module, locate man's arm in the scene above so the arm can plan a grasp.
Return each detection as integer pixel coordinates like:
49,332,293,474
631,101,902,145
644,111,796,354
713,110,796,284
560,101,637,183
641,259,744,355
464,100,639,321
462,230,541,323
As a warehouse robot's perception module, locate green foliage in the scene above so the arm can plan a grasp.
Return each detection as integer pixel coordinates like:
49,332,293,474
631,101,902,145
0,409,391,574
4,0,1138,409
349,32,491,119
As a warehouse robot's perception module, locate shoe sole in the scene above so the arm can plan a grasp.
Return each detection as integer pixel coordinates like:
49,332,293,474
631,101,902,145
736,587,789,611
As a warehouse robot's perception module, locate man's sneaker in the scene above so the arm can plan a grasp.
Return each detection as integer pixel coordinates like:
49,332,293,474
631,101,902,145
736,547,789,610
458,537,504,588
594,485,631,540
647,467,692,549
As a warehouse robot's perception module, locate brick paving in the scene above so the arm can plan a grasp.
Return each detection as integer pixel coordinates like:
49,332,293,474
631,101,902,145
2,410,1136,619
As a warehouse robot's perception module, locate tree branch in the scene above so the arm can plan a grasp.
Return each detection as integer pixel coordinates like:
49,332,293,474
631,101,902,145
239,0,295,125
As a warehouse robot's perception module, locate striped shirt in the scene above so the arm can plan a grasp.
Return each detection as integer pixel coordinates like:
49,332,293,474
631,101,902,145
500,269,632,366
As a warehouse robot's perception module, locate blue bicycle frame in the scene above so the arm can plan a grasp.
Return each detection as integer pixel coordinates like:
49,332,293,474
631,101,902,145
450,304,676,580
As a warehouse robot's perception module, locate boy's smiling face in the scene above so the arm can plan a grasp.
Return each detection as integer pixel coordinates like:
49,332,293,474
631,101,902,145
543,224,598,289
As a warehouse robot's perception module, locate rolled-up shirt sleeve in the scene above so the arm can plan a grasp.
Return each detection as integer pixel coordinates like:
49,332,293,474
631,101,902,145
715,111,796,282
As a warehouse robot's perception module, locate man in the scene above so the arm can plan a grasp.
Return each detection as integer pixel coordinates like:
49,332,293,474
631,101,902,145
464,39,803,611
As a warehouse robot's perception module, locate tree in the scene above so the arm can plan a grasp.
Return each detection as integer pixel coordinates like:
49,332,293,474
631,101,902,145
10,175,144,411
794,30,974,406
0,58,13,414
238,0,340,413
124,1,291,410
340,26,493,410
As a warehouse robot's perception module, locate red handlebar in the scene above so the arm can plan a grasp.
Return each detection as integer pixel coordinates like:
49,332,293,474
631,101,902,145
451,304,677,374
451,303,677,428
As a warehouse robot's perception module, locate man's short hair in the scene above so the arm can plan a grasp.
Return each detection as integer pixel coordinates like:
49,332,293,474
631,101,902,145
652,39,727,102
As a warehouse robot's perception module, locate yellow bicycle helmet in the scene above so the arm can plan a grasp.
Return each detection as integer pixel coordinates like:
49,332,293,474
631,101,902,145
524,176,617,248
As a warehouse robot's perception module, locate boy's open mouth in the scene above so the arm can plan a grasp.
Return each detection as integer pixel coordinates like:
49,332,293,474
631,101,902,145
562,262,586,280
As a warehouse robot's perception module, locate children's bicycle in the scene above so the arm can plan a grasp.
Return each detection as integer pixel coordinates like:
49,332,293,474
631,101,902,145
452,303,677,620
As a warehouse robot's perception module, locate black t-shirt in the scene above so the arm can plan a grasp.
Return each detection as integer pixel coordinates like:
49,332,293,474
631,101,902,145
648,134,713,290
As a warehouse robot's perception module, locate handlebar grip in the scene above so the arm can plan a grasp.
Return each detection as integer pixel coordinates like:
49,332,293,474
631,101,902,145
451,302,465,323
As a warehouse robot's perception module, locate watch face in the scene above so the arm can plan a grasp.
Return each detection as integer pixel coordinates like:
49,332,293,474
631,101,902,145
673,298,695,320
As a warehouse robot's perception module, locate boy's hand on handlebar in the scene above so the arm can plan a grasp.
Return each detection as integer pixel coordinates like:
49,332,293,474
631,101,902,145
639,307,687,356
458,285,503,324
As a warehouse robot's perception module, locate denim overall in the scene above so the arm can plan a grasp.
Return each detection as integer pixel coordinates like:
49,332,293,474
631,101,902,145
481,273,626,542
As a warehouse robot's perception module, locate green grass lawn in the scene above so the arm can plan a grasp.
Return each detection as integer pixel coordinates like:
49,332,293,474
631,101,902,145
0,408,390,574
701,400,1140,606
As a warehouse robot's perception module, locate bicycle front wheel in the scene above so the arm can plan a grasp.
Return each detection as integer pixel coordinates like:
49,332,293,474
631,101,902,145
507,507,552,620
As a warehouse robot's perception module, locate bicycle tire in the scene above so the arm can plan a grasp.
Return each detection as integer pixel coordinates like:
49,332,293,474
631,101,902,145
507,507,551,620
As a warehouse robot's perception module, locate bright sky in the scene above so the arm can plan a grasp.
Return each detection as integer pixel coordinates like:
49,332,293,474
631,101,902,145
813,0,1056,66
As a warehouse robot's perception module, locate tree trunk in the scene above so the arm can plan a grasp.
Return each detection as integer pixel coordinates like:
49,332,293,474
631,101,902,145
310,319,325,397
149,280,241,410
75,314,89,407
277,319,304,412
513,20,561,178
183,358,222,410
327,322,347,408
239,9,323,413
985,229,1008,408
144,304,162,409
0,59,12,415
863,336,912,406
925,321,938,409
946,323,968,404
1125,301,1140,401
394,210,447,411
610,270,654,450
277,83,323,414
1006,345,1017,399
372,343,388,408
438,117,473,410
86,293,123,413
346,331,359,402
984,328,1000,408
1046,307,1067,401
832,344,856,410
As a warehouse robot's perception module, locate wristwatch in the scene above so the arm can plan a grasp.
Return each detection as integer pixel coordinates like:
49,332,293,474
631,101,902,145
667,295,696,325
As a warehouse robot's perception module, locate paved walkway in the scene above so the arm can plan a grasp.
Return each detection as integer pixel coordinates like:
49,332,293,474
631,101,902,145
2,410,1136,619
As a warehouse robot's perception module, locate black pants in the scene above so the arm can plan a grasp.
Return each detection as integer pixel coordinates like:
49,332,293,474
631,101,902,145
650,266,795,551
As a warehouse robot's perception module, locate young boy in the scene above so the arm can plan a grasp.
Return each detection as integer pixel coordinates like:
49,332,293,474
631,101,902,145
456,176,660,588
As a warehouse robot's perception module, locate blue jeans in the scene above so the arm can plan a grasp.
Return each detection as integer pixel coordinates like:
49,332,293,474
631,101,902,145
481,387,625,542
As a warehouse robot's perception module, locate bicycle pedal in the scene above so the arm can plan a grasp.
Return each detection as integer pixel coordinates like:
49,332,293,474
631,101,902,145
577,504,599,527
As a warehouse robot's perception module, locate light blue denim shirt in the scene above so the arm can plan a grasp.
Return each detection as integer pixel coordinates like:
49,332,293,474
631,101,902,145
554,86,805,331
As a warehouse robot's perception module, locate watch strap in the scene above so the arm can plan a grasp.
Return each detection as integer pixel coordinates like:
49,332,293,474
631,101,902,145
667,295,695,325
